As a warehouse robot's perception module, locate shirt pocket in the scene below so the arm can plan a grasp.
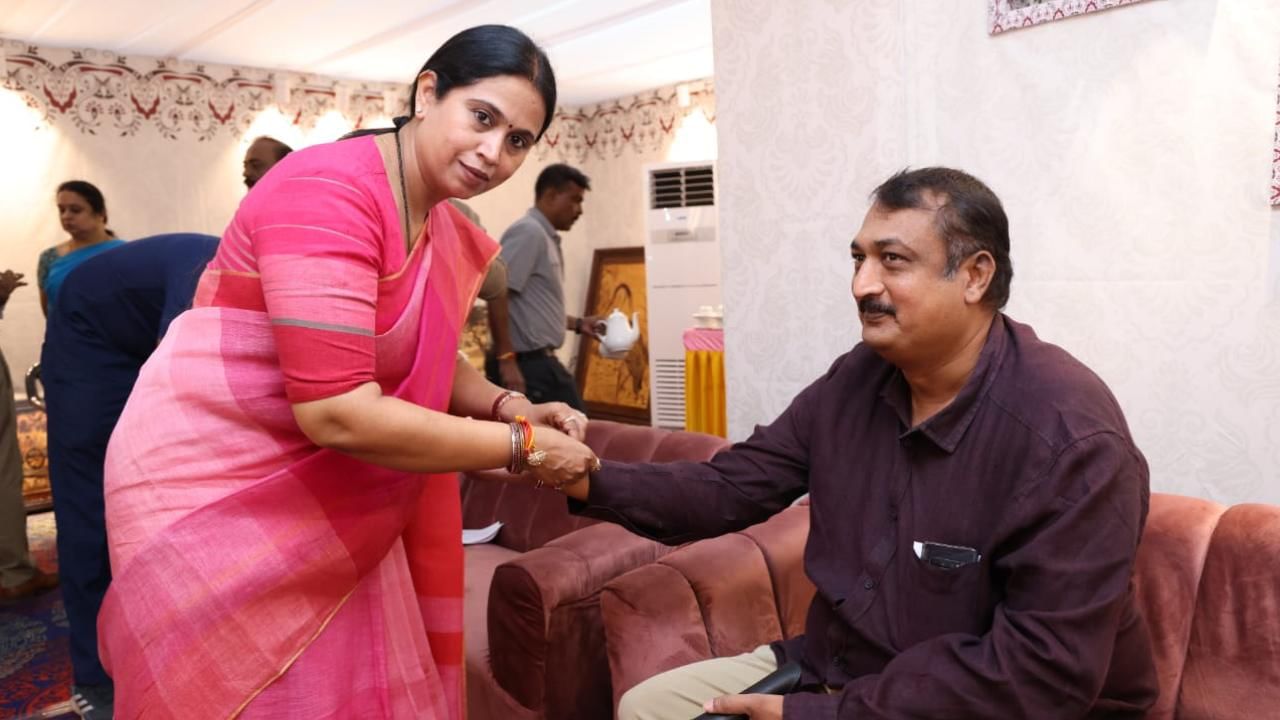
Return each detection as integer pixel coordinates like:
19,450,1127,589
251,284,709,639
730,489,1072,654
896,553,989,644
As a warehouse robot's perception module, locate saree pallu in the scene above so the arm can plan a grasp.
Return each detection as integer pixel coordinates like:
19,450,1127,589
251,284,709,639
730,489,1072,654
43,239,126,311
99,203,496,719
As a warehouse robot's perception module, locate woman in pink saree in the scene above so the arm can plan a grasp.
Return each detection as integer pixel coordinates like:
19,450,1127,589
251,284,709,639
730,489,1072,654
99,25,597,719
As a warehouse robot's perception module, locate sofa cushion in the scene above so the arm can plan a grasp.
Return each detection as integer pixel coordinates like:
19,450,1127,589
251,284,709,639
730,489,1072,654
487,522,672,718
740,506,815,640
601,527,788,709
460,478,597,554
1132,493,1226,720
465,543,537,720
1177,503,1280,718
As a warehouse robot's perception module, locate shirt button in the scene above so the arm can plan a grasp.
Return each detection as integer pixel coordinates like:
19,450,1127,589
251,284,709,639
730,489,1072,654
864,579,875,590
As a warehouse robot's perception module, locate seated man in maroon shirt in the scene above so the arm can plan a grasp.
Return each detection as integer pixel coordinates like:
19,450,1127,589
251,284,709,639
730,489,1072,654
554,167,1159,719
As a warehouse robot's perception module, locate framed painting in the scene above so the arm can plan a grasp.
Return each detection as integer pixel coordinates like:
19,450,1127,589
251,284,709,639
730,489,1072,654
574,247,651,425
988,0,1152,35
15,400,51,513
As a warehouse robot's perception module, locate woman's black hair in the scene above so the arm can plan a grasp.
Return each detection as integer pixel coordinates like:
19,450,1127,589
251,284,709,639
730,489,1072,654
57,180,115,236
341,24,556,142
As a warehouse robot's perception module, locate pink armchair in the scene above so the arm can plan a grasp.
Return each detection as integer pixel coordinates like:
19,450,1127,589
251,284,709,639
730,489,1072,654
598,494,1280,718
460,420,730,720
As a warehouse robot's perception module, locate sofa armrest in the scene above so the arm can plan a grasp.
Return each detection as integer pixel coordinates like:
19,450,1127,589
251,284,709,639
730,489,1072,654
601,531,786,709
487,521,674,716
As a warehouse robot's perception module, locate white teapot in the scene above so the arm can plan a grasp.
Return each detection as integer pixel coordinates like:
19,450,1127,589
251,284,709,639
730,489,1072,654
598,308,640,359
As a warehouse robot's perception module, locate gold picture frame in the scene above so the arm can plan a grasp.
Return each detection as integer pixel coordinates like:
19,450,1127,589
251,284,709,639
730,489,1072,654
574,247,650,425
16,401,51,513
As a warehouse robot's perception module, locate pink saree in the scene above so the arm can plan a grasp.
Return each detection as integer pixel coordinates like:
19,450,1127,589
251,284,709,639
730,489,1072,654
99,138,497,719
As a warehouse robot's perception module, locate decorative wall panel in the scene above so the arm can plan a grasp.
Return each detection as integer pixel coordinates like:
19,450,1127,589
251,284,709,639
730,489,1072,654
987,0,1153,35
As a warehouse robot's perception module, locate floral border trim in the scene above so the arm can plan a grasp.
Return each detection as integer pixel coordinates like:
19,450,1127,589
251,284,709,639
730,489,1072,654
537,78,715,163
0,39,714,160
1272,65,1279,206
0,40,407,140
988,0,1152,35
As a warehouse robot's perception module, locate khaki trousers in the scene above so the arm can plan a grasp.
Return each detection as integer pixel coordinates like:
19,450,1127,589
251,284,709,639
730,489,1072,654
617,644,778,720
0,350,36,589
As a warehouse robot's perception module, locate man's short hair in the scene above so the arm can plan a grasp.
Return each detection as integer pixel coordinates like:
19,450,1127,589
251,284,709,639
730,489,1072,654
535,163,590,199
871,167,1013,309
253,136,294,162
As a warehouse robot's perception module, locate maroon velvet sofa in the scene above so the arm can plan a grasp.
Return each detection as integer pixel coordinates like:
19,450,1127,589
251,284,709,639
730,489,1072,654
460,419,729,720
600,494,1280,718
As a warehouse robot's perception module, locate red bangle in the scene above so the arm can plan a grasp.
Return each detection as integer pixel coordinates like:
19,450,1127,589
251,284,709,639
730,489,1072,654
496,351,516,361
491,390,526,421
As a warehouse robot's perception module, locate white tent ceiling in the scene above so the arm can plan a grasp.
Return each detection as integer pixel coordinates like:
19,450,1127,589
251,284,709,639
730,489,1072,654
0,0,714,107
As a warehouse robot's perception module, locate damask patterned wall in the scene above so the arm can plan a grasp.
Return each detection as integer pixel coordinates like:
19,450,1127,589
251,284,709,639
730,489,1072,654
711,0,1280,505
0,36,714,385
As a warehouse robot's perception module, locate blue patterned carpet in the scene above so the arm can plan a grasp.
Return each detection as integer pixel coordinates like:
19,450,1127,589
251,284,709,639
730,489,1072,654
0,512,77,719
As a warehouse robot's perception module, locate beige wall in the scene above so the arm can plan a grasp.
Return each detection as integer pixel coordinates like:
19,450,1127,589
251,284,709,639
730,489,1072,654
711,0,1280,505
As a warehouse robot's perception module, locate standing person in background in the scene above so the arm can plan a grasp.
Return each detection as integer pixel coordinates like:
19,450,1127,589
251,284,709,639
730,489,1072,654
0,269,58,601
40,233,221,720
37,181,125,316
242,135,294,189
487,163,602,409
98,25,596,719
449,200,521,384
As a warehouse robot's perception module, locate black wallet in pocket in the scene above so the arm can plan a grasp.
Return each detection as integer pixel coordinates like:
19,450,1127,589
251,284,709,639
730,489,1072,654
691,661,804,720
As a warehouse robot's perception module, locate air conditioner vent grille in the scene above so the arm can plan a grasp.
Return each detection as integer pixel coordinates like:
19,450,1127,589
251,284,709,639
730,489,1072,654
650,165,715,209
651,358,686,430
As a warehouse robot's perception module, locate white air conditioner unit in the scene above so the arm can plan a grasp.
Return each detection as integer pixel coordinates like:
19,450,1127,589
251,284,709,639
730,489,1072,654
644,160,720,430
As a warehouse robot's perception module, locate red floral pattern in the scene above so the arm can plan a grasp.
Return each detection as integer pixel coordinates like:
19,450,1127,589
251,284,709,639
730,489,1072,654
988,0,1152,35
1,41,714,163
1,43,406,140
1272,65,1280,206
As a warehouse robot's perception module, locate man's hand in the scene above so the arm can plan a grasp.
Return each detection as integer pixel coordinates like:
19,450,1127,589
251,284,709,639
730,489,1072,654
497,357,526,393
0,270,27,305
578,314,606,341
524,401,588,442
702,693,783,719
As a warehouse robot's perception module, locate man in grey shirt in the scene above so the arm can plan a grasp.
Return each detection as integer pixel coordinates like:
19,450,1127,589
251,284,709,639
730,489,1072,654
487,164,601,410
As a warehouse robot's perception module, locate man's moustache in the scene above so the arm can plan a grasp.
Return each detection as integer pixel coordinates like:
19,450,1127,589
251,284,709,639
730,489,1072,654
858,299,896,316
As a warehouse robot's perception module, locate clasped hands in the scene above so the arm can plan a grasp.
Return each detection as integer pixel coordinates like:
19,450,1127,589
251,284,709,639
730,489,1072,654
503,401,597,491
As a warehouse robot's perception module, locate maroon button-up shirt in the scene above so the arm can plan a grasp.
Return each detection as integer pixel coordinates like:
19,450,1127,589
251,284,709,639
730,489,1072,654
575,315,1158,718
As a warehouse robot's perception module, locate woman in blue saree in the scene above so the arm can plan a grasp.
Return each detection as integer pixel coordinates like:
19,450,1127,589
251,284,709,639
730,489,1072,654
38,181,124,315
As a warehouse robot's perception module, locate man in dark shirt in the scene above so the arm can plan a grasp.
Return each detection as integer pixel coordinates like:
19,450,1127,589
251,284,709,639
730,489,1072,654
562,168,1158,719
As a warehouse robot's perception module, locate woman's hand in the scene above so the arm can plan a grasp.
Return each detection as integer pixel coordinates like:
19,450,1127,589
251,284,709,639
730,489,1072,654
526,426,598,492
523,401,589,442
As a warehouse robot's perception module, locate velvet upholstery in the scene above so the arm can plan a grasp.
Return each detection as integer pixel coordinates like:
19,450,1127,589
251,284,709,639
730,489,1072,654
601,506,813,710
1132,493,1226,720
601,493,1279,718
461,420,730,720
1177,503,1280,718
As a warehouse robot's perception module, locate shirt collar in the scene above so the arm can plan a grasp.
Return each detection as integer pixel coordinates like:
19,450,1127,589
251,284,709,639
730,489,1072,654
528,207,560,242
880,313,1008,454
